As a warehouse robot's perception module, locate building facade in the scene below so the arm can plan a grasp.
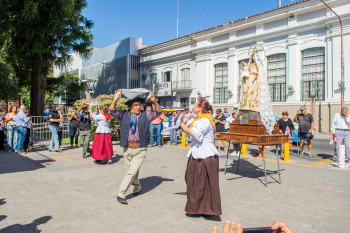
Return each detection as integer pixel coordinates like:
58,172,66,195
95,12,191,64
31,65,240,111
139,0,350,133
54,37,142,99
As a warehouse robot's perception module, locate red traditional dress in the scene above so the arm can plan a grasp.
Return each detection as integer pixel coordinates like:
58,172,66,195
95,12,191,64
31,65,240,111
91,113,113,160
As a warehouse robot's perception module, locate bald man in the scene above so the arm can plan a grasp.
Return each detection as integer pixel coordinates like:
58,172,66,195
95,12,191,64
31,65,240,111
14,105,29,154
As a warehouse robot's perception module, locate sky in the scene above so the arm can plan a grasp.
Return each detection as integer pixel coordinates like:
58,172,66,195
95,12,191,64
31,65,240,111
83,0,299,48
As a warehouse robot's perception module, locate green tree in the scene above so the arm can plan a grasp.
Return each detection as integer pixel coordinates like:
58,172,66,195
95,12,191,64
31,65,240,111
51,72,86,106
0,62,20,102
0,0,93,115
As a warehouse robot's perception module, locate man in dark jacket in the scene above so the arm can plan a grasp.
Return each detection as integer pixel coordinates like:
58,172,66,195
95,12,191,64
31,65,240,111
109,89,161,204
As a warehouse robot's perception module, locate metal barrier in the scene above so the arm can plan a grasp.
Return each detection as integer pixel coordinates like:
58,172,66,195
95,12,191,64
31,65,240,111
31,116,71,147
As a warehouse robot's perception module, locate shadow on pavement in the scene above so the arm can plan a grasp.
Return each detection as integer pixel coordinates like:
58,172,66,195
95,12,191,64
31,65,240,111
221,160,284,185
112,154,123,163
317,153,333,159
0,216,6,222
0,152,52,174
0,216,52,233
126,176,174,199
0,199,5,206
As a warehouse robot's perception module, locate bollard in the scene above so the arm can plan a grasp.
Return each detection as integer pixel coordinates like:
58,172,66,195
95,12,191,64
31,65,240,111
284,143,290,161
242,144,247,156
182,133,186,148
338,144,346,168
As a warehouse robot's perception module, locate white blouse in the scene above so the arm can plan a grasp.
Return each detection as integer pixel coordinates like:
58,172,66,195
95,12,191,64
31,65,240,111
93,113,111,134
187,117,219,159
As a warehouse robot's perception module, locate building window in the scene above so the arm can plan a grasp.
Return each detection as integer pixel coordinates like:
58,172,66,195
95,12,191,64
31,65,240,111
180,97,189,108
181,68,190,80
163,71,172,82
301,48,325,101
238,59,249,103
150,73,157,84
214,63,228,103
267,54,286,102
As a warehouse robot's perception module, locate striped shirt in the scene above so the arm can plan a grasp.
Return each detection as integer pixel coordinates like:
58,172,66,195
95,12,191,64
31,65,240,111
109,110,161,142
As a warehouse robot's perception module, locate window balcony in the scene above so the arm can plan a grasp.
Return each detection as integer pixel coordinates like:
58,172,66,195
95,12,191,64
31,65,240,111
172,80,192,91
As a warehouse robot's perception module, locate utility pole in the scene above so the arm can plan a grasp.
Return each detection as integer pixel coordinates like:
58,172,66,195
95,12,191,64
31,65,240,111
319,0,344,107
177,0,179,38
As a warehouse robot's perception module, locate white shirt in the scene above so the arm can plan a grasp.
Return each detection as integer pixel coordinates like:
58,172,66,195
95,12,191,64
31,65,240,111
93,113,111,134
225,116,234,130
187,117,219,159
331,112,350,133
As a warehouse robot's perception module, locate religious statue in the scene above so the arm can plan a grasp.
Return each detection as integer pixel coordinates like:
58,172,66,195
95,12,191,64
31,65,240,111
239,54,260,112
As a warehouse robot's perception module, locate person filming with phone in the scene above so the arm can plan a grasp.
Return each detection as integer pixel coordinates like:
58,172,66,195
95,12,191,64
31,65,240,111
294,106,314,157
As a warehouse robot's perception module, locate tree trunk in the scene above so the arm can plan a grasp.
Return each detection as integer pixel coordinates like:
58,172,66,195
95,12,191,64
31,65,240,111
30,67,47,116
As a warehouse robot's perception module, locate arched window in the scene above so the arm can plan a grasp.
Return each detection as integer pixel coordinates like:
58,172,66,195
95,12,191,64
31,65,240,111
214,63,228,103
267,53,286,102
301,47,325,101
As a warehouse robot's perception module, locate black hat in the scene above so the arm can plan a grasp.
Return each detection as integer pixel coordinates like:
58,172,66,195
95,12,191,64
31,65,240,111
125,97,145,107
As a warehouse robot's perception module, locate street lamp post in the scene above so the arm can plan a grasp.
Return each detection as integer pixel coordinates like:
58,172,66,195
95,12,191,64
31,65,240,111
319,0,344,107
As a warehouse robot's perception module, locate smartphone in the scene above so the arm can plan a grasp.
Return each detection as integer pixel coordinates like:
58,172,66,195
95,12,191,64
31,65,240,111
243,227,281,233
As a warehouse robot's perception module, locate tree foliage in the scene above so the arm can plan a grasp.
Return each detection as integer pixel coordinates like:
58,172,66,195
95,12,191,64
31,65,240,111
51,72,87,106
0,0,93,115
0,62,20,101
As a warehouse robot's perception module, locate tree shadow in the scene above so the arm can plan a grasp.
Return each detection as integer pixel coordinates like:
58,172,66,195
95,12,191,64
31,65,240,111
126,176,174,199
0,152,50,174
0,216,6,222
0,199,6,206
0,216,52,233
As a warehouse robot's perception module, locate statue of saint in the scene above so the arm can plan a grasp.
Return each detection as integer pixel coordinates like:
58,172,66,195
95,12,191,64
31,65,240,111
239,54,260,112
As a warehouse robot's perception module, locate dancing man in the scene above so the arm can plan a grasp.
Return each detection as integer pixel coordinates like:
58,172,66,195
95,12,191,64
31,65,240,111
109,89,161,204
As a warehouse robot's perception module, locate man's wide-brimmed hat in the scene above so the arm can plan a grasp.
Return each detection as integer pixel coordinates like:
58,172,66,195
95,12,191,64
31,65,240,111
125,97,146,107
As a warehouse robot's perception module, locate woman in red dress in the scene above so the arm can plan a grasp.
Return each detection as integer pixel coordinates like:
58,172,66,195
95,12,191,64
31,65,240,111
90,105,113,164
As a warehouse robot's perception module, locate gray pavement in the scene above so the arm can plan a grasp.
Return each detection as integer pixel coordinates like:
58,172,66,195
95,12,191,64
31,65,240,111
0,139,349,233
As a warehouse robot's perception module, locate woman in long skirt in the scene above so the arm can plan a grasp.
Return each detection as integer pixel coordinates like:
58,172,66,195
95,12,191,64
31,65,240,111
180,99,222,218
90,105,113,164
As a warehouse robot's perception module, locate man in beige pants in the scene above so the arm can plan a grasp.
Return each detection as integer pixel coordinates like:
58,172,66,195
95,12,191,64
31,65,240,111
109,89,161,204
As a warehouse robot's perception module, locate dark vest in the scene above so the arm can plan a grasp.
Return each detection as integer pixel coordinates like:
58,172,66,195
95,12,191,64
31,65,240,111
120,111,150,148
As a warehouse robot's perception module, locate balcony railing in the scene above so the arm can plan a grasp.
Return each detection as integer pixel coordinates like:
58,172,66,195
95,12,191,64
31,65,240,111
172,80,192,91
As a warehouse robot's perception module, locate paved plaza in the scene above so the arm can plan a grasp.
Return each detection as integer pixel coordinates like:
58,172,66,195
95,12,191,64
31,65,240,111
0,134,349,233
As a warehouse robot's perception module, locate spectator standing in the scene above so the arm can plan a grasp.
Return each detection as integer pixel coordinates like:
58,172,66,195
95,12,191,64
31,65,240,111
109,89,161,205
294,107,314,157
215,109,227,153
68,107,80,148
90,105,113,164
222,108,230,118
0,115,4,150
168,111,178,146
48,105,63,152
14,105,29,154
331,106,350,162
5,105,18,152
23,112,33,152
277,111,296,149
224,112,235,132
77,103,92,158
149,105,164,147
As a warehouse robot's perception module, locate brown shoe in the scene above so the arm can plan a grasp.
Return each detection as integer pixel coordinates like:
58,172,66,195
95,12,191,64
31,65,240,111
76,145,80,148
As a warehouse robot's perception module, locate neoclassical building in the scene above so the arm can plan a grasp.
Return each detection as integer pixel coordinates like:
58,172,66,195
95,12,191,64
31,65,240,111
139,0,350,133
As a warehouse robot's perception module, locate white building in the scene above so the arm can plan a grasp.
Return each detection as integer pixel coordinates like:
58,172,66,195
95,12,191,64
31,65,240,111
139,0,350,133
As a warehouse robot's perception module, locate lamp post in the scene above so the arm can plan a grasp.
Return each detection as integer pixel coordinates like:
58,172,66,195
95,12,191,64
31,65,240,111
319,0,344,107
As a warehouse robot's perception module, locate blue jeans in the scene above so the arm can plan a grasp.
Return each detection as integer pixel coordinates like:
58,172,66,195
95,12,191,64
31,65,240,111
16,126,27,152
49,125,60,151
150,124,162,145
170,129,177,145
7,125,18,151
